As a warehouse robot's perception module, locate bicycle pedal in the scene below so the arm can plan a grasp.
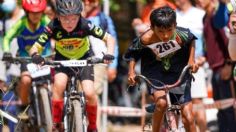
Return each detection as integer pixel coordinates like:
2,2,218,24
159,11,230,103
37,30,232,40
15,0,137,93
145,103,156,113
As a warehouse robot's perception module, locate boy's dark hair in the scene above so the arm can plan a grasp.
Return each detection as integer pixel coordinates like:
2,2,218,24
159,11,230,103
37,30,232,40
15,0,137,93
150,6,176,28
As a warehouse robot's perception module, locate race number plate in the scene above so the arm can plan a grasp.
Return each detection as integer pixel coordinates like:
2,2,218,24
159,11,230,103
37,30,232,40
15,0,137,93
54,60,87,67
27,63,51,78
147,40,181,58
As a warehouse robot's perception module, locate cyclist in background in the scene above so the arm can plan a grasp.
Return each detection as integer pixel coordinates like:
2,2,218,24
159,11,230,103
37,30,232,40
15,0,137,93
2,0,50,118
124,6,198,132
29,0,115,131
44,0,56,20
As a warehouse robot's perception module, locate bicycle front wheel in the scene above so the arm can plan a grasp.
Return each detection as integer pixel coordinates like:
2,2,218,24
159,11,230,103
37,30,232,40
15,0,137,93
39,87,53,132
164,111,180,132
69,99,85,132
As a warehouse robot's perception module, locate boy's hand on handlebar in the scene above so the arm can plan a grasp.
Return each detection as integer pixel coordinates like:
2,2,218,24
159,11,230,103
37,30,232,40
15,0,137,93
2,52,13,61
102,54,114,64
32,53,45,65
190,63,199,73
128,71,136,86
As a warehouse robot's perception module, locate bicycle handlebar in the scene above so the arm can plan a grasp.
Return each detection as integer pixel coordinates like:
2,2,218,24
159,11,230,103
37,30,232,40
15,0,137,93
44,57,104,67
134,65,192,91
2,53,56,64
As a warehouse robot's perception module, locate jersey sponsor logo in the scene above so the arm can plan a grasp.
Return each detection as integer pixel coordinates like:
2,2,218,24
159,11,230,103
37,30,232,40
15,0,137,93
38,33,48,43
56,31,63,39
94,27,103,36
57,38,84,51
147,40,181,58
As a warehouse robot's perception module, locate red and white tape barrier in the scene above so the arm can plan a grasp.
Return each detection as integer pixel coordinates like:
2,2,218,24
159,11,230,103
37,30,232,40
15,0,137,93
99,106,145,117
193,98,236,111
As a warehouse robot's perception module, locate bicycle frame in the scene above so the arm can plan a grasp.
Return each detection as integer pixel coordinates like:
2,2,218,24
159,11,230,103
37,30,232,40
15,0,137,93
3,58,53,131
25,63,53,131
46,58,103,132
30,74,52,128
64,73,87,132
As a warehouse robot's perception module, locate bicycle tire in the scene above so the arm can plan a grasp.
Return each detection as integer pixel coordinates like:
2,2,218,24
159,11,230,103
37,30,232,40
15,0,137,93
39,87,53,132
71,99,84,132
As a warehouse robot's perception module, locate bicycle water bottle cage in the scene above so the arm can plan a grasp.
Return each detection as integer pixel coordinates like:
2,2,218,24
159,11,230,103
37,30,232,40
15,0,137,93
145,103,156,113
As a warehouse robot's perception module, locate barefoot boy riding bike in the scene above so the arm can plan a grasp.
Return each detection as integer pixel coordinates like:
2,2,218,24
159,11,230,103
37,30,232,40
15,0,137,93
125,6,198,132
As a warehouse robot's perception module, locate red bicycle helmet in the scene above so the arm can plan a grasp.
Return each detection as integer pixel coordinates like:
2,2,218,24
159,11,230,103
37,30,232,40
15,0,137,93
22,0,47,12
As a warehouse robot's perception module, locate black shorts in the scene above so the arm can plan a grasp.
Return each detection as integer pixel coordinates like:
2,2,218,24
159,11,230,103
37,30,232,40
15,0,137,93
169,87,192,105
55,66,94,81
54,51,94,81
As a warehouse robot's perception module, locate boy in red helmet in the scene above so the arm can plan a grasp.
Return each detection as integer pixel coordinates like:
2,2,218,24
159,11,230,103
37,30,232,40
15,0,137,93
2,0,51,118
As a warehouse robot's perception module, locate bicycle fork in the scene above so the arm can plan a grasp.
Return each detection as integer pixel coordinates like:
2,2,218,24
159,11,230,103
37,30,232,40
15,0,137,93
64,90,87,132
165,91,178,132
32,82,42,127
80,91,87,132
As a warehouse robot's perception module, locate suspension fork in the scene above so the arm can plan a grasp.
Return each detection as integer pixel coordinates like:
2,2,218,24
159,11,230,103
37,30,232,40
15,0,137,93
64,76,78,131
64,88,69,131
32,81,42,126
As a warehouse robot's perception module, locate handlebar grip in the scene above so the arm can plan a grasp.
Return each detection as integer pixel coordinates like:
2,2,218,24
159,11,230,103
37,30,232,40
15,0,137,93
88,58,103,64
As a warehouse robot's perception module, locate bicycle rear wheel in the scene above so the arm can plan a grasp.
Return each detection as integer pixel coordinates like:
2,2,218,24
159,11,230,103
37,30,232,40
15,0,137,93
69,99,85,132
39,87,53,132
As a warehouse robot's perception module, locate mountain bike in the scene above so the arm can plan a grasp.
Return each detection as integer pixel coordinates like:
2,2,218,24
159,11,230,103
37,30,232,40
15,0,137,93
46,57,103,132
2,57,53,132
131,65,193,132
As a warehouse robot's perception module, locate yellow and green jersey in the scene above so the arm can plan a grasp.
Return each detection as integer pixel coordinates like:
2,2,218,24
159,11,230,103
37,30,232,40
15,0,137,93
33,17,107,60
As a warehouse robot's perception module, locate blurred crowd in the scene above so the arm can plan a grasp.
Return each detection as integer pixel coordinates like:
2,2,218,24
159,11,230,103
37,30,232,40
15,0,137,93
0,0,236,132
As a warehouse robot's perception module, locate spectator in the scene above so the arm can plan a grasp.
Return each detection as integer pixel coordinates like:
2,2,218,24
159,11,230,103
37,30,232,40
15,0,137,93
82,0,119,86
0,1,23,131
228,12,236,60
196,0,236,131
